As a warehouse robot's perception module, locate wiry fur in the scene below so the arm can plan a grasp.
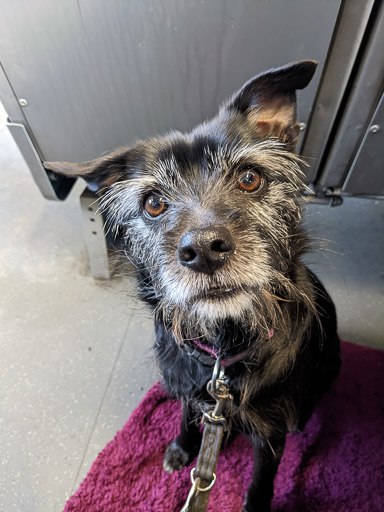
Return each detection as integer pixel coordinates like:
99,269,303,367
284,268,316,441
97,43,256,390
45,60,340,511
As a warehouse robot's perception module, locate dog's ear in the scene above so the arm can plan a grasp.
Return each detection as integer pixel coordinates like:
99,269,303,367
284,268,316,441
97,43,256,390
226,60,317,149
44,147,132,193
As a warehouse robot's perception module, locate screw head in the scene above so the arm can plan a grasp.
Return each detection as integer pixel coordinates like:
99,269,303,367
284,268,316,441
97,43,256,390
18,98,28,107
299,122,306,132
369,124,380,133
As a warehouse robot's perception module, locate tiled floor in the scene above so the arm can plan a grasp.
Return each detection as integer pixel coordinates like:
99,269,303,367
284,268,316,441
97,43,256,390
0,101,383,512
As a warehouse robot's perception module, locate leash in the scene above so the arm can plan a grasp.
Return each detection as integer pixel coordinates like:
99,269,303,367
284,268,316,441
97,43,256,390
180,358,233,512
178,329,273,511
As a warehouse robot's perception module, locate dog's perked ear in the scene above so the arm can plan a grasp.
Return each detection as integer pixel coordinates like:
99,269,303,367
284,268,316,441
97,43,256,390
44,147,132,193
226,60,317,149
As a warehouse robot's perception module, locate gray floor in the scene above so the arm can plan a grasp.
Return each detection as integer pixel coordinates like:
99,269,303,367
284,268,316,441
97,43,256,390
0,101,383,512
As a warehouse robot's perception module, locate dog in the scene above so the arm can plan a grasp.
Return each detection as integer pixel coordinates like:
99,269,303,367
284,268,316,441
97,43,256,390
45,60,341,511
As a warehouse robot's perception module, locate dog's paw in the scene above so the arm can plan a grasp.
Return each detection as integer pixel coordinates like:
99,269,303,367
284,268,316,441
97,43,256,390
163,440,190,473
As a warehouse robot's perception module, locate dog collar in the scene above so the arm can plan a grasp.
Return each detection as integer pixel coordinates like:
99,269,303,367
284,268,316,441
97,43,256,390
180,329,274,368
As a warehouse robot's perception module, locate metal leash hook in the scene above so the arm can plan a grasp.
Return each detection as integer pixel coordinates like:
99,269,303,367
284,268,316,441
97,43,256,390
204,357,233,430
211,357,223,392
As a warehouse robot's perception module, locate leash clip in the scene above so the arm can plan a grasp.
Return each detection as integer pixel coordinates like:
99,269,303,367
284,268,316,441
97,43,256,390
207,358,233,401
203,358,233,431
211,357,223,391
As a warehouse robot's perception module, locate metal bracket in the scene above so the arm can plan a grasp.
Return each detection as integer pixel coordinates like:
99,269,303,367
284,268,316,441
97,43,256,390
302,185,343,207
303,193,343,207
6,119,76,200
6,119,58,200
80,189,110,280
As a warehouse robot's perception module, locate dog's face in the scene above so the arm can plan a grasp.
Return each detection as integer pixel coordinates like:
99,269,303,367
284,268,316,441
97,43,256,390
46,60,317,340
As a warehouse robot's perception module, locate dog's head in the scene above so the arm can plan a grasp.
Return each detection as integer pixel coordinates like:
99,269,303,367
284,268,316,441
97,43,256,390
46,60,317,341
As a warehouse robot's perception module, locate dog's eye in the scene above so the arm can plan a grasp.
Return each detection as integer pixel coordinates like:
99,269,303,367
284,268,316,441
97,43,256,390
237,169,263,192
144,193,168,218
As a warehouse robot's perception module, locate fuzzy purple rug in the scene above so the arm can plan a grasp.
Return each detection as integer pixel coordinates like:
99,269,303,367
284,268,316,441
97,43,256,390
64,341,384,512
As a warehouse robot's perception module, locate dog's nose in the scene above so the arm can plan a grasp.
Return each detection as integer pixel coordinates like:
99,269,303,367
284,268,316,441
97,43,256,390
178,226,235,274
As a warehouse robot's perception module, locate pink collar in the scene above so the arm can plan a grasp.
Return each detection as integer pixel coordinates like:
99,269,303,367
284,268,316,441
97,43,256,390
192,328,274,367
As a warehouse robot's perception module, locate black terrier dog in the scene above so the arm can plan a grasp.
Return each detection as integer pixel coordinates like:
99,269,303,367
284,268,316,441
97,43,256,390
46,60,340,511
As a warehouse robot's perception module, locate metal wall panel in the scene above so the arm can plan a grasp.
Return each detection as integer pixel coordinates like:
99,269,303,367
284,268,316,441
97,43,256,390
0,0,341,167
300,0,376,184
343,94,384,197
316,2,384,194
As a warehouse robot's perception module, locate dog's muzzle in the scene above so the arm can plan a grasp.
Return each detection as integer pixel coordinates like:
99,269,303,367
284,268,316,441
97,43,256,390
177,226,235,275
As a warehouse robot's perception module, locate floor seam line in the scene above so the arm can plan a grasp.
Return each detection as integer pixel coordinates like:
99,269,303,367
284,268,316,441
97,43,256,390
69,316,133,495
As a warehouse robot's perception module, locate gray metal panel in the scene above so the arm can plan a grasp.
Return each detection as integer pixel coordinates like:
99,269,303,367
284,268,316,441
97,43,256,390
342,94,384,196
0,0,341,165
0,63,45,158
317,3,384,192
1,53,75,200
0,63,26,125
301,0,375,183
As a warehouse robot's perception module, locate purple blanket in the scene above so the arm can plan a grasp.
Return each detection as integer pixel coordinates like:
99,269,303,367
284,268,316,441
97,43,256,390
64,341,384,511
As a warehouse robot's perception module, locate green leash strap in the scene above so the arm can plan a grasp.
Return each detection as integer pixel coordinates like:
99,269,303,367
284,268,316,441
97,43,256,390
180,360,232,512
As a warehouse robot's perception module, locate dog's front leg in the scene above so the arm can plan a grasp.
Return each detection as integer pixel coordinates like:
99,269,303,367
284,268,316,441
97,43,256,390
163,401,202,473
243,434,286,512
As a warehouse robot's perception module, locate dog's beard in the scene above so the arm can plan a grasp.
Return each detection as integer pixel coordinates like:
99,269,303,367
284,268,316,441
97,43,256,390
157,283,280,346
153,260,317,350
